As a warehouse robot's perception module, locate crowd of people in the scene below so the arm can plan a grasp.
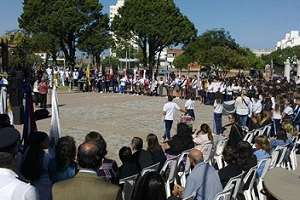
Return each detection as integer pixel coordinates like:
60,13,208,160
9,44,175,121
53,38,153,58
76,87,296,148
1,66,300,200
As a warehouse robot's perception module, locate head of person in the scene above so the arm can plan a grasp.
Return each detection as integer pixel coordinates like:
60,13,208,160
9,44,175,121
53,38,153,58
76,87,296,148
146,134,161,153
200,123,213,141
255,135,271,153
21,131,49,181
167,96,173,102
222,146,238,165
295,96,300,105
0,114,11,128
228,113,237,124
132,171,166,200
177,123,193,137
131,137,143,152
119,146,132,164
77,142,104,170
275,129,288,142
55,136,76,170
85,131,107,158
188,149,204,168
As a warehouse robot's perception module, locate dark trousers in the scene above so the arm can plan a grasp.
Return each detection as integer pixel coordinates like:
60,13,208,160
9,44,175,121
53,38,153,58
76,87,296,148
164,120,173,140
34,92,40,106
40,94,47,108
214,113,223,135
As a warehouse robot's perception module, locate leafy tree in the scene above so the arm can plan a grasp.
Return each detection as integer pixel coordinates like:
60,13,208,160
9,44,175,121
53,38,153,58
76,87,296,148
180,29,264,69
19,0,108,68
101,57,120,71
262,46,300,67
173,54,192,70
112,0,197,78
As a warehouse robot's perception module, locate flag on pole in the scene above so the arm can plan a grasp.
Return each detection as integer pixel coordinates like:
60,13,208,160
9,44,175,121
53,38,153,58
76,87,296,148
22,82,37,148
49,85,61,156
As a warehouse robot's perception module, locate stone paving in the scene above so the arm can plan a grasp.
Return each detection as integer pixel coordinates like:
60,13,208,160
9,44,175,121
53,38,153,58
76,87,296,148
17,92,214,161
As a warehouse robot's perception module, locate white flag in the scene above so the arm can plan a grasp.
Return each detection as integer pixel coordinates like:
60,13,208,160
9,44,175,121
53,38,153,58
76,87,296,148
0,87,7,114
49,85,61,156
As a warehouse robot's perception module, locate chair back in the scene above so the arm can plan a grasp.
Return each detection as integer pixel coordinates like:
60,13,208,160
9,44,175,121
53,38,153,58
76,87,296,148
243,132,254,144
242,165,257,191
215,139,228,156
257,158,271,179
141,162,160,176
119,174,139,185
214,185,234,200
223,173,243,199
160,156,179,183
119,174,139,200
261,125,272,137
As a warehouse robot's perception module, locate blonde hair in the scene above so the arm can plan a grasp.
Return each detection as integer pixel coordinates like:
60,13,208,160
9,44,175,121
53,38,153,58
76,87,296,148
255,135,271,153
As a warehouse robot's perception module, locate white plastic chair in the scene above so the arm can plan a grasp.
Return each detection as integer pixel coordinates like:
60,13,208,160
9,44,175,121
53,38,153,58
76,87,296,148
256,158,271,200
241,166,257,200
287,143,298,170
176,150,191,187
214,185,234,200
119,174,139,200
214,138,228,170
160,156,179,198
223,173,243,200
261,125,272,137
243,132,254,144
274,146,288,168
141,162,160,176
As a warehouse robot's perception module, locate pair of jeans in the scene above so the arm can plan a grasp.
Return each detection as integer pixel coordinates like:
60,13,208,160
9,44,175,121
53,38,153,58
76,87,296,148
214,113,223,135
164,120,173,140
237,114,248,128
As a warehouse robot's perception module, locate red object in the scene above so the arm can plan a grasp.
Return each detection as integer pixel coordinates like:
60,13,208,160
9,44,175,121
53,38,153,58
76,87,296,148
38,82,48,94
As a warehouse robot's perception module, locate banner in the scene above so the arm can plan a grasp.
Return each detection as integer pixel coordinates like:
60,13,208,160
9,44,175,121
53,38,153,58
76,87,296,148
49,85,61,156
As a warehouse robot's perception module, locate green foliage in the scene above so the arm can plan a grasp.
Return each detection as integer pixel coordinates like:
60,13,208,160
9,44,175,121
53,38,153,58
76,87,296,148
19,0,109,67
101,57,120,71
112,0,197,76
173,54,192,70
178,29,264,69
262,46,300,66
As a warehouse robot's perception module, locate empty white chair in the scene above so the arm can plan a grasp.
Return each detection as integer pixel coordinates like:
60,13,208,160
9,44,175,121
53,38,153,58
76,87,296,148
287,143,298,170
214,138,228,170
223,173,243,200
141,162,160,176
214,185,234,200
176,150,191,187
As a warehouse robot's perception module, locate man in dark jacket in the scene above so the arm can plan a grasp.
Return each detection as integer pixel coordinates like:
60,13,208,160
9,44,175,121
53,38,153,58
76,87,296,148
130,137,153,172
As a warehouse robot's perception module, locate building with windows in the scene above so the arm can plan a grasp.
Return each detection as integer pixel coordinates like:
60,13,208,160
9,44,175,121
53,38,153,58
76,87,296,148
276,31,300,50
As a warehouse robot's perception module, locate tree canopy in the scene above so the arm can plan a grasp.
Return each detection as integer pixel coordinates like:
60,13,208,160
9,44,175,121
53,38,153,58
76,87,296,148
262,46,300,67
174,29,265,70
19,0,109,67
112,0,197,78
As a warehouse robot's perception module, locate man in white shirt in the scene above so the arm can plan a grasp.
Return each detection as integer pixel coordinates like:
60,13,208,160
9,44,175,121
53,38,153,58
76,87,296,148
163,96,185,140
0,125,39,200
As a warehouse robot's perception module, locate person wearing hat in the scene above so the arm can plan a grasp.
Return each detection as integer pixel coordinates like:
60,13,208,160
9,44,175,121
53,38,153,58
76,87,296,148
0,121,39,200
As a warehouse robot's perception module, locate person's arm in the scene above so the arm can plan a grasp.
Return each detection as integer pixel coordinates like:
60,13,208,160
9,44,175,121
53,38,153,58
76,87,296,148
161,142,170,151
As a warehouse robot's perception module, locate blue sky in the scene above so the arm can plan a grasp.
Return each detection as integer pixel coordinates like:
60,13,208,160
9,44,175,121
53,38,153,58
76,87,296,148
1,0,300,49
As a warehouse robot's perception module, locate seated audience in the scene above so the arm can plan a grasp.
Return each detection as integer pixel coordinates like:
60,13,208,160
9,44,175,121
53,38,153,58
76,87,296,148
132,171,166,200
52,142,121,200
0,127,39,200
161,123,194,156
117,146,139,180
49,136,77,183
85,131,118,184
130,137,153,171
146,134,166,171
271,129,293,150
218,146,243,188
193,123,213,161
20,131,51,200
172,149,222,200
236,141,257,172
254,135,271,177
226,114,245,148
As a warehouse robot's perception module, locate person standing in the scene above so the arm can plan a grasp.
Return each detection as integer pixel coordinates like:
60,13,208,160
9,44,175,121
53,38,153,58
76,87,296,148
185,95,196,120
235,90,251,128
38,79,48,108
293,97,300,131
162,96,185,140
213,95,223,135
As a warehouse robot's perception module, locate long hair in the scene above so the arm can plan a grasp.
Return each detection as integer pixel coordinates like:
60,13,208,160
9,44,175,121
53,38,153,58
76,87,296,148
20,131,49,181
147,134,162,153
132,172,166,200
55,136,76,170
200,123,213,142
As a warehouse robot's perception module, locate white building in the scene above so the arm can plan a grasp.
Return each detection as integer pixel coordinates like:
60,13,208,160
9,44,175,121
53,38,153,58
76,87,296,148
276,31,300,50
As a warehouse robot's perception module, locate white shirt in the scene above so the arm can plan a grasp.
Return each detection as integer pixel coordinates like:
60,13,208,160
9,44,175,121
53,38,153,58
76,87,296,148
185,99,195,110
0,78,8,85
214,101,223,114
46,68,52,77
163,102,180,120
252,99,262,114
272,110,282,120
283,106,294,116
73,71,79,80
0,168,38,200
235,96,251,115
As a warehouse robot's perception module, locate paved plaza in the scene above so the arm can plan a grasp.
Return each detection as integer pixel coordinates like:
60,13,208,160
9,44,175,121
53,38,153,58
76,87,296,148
18,92,214,161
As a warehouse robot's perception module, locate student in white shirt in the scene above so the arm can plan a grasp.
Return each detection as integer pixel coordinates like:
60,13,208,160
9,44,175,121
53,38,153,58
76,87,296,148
214,95,223,135
282,99,294,120
162,96,185,140
235,90,251,128
272,104,282,135
185,95,196,120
